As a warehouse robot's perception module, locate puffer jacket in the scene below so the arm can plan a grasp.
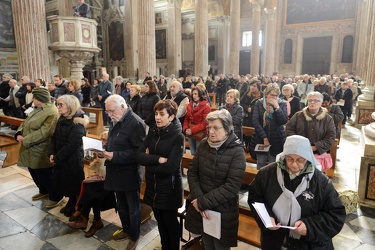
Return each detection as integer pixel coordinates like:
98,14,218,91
286,107,336,154
248,162,346,250
221,103,243,141
185,132,246,247
251,98,289,157
48,110,89,196
140,92,160,127
16,103,58,169
136,118,184,210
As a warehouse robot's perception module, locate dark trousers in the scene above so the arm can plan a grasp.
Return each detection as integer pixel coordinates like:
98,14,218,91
29,167,62,201
82,202,101,220
115,190,141,241
340,106,350,125
153,208,181,250
202,233,230,250
9,105,23,118
100,101,109,125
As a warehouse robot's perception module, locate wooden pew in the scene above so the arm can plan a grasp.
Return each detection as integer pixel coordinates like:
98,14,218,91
208,93,217,110
180,153,261,248
326,138,339,178
0,115,25,167
242,126,257,164
81,107,104,136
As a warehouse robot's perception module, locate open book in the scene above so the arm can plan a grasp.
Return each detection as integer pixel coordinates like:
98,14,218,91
254,144,271,152
82,136,103,152
252,202,296,229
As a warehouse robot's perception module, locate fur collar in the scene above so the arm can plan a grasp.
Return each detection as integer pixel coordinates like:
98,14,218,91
302,107,328,121
73,114,90,127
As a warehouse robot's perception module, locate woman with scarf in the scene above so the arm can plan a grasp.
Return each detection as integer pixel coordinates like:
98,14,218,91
240,80,262,149
251,83,288,169
136,100,184,250
248,135,346,250
281,84,300,119
185,109,246,249
222,89,243,141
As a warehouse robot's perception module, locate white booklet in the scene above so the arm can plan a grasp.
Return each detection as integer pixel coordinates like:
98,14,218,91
252,202,296,229
254,144,271,152
82,136,103,152
337,99,345,106
203,210,221,239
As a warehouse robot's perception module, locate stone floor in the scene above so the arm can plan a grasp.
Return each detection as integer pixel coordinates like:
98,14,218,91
0,122,374,250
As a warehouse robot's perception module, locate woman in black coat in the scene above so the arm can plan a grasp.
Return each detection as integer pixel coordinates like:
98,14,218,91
136,100,184,250
222,89,243,141
48,95,89,217
252,83,289,169
185,109,246,249
140,80,160,128
281,84,300,119
126,84,142,116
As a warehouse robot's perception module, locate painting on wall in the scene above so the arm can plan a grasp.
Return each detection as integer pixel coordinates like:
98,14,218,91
208,45,215,61
0,0,16,49
155,29,166,60
285,0,356,25
108,21,124,61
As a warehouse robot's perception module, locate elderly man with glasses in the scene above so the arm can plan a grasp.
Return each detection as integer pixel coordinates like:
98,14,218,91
285,91,336,157
101,94,145,250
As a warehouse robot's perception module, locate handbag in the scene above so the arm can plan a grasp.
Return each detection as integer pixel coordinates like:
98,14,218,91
314,153,333,172
187,123,206,141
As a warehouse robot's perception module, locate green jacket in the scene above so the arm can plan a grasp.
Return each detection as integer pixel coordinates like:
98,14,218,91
16,104,58,169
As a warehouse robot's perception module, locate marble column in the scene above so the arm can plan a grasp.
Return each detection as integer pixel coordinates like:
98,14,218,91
229,0,241,75
194,0,208,77
167,0,182,77
263,0,276,75
217,16,230,74
138,0,156,79
12,0,51,81
359,0,375,100
250,0,264,75
124,0,138,82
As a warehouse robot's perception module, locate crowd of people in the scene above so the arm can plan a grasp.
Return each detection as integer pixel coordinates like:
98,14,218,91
0,70,353,249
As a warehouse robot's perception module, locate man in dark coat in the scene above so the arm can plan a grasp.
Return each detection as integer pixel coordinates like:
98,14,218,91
53,75,68,100
98,73,113,125
164,80,189,125
74,0,90,18
15,75,30,118
103,94,146,250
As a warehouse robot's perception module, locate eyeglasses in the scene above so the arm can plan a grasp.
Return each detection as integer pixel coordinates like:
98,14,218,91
56,103,64,108
285,156,306,165
307,99,321,103
268,94,278,97
105,109,117,114
206,126,223,132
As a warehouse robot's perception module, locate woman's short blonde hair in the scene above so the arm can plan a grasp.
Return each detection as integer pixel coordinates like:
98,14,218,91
130,84,141,93
226,89,240,103
67,80,80,92
57,95,81,119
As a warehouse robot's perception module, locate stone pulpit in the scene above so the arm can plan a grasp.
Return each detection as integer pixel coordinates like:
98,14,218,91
47,15,100,81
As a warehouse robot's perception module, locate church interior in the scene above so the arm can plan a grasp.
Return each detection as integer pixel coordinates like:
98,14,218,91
0,0,375,249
